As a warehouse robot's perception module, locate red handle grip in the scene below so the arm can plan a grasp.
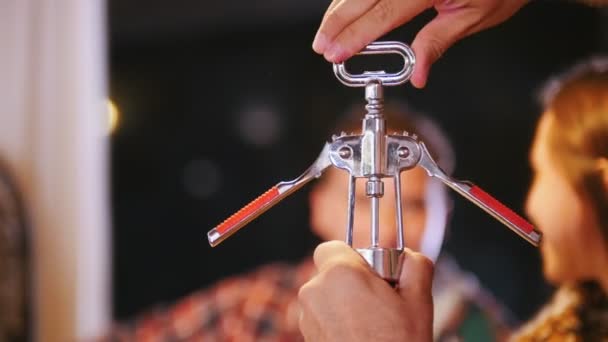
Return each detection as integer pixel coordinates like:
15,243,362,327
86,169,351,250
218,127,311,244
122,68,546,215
215,186,281,234
469,185,534,234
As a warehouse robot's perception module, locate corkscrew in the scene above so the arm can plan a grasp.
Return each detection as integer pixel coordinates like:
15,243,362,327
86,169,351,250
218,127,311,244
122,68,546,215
207,41,541,284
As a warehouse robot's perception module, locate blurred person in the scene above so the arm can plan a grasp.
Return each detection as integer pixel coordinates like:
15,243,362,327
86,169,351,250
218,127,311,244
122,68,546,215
106,103,513,341
0,159,29,342
298,57,608,341
512,56,608,340
311,0,608,89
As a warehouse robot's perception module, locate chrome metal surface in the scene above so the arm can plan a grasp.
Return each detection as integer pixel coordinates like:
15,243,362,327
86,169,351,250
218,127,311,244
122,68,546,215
417,142,542,246
328,133,421,177
361,81,386,177
365,178,384,197
369,177,381,248
394,173,405,250
365,80,384,104
333,41,416,87
277,142,332,192
356,247,405,283
346,174,356,246
207,143,332,247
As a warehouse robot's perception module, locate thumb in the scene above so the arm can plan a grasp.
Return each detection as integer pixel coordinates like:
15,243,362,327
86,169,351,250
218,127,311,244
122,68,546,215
393,249,434,342
312,240,370,273
410,12,473,89
397,248,434,301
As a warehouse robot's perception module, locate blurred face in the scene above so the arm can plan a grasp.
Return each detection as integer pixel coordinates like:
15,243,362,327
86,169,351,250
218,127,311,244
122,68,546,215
526,113,607,285
309,167,428,250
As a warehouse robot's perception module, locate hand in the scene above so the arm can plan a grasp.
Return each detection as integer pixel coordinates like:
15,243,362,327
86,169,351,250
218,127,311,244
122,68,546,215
312,0,529,88
298,241,434,342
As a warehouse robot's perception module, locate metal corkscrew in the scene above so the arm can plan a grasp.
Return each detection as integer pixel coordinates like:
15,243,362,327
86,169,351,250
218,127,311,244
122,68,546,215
207,41,541,285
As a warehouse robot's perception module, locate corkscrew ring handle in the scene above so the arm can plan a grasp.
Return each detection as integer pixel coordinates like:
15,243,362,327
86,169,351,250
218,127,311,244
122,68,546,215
332,41,415,87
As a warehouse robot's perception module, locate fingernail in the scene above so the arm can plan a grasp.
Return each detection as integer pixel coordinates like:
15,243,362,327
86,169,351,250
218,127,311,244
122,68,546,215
312,33,329,53
411,70,427,89
324,44,344,62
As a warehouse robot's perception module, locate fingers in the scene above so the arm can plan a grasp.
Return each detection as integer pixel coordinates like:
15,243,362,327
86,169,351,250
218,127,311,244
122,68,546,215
313,0,379,53
314,0,432,62
410,0,528,88
313,0,531,88
300,241,377,341
298,307,323,342
410,10,478,88
397,248,434,300
312,240,368,273
300,243,435,341
397,248,434,338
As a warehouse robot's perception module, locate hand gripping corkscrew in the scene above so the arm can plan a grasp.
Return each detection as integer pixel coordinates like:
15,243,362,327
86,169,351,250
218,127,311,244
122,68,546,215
207,41,541,285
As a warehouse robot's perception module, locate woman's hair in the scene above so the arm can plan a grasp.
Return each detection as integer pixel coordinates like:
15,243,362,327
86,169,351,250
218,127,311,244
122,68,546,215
538,57,608,242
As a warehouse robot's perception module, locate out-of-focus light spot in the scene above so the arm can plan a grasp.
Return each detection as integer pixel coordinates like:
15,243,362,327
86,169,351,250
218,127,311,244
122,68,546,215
107,99,119,134
236,102,282,147
182,159,222,199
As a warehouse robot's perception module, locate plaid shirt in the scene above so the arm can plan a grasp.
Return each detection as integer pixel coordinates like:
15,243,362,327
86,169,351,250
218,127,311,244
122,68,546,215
107,261,315,342
106,256,512,342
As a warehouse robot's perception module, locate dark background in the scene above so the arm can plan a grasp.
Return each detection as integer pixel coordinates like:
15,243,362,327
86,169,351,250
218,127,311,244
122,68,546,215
109,0,608,323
